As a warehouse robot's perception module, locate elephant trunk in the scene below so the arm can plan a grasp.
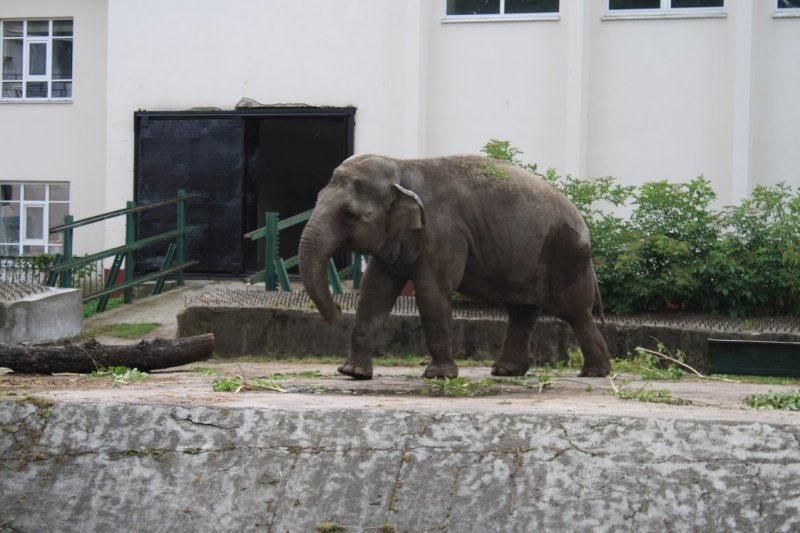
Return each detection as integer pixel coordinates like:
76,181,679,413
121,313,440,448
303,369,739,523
298,216,343,324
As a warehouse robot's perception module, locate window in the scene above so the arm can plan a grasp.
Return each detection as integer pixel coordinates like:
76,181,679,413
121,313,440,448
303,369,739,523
608,0,723,11
0,183,69,256
446,0,559,18
777,0,800,8
1,19,73,100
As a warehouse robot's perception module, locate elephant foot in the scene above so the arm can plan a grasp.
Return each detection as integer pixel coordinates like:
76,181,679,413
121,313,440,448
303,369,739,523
490,363,530,377
578,363,611,378
338,361,373,380
422,362,459,380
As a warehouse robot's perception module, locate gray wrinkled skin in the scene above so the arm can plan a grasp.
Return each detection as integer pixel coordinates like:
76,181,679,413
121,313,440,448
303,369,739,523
299,155,610,380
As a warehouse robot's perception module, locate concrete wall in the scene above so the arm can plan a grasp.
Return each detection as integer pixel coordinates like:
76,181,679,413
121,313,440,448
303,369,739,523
0,0,107,254
2,400,799,531
0,288,82,343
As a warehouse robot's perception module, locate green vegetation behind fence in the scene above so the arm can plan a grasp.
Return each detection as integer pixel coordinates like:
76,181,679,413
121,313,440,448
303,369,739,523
483,139,800,317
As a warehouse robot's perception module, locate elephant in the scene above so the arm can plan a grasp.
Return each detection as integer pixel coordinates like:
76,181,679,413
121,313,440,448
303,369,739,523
298,154,611,380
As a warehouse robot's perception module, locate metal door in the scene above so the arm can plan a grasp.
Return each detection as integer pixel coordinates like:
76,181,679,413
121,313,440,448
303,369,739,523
136,115,244,274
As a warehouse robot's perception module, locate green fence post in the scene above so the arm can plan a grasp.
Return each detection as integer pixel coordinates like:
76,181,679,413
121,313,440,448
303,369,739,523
352,253,363,290
327,259,343,295
176,189,187,287
124,201,136,304
62,215,73,288
264,212,279,291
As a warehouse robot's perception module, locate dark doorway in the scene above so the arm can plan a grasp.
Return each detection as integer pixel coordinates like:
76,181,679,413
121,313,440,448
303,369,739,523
243,116,352,271
134,108,355,276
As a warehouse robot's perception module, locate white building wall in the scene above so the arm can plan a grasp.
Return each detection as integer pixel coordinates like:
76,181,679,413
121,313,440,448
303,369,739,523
106,0,412,210
750,2,800,189
3,0,798,256
423,3,568,166
0,0,107,255
584,7,737,203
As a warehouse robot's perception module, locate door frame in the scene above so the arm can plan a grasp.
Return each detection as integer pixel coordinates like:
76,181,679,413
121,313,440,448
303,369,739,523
132,106,356,274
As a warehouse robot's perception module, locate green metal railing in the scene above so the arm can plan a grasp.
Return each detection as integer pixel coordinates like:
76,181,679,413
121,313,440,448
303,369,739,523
47,189,201,312
244,209,364,294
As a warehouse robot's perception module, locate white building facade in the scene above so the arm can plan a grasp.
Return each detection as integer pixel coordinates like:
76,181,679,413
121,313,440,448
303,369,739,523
1,0,798,265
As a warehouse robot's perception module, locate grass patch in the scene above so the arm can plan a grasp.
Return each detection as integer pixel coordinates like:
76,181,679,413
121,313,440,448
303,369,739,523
424,376,505,397
20,395,55,419
82,296,125,318
744,389,800,410
316,521,346,533
261,370,324,380
90,366,148,383
78,322,160,340
212,376,287,393
607,382,691,406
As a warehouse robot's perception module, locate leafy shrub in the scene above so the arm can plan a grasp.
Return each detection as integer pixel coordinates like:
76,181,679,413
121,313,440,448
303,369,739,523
481,139,800,316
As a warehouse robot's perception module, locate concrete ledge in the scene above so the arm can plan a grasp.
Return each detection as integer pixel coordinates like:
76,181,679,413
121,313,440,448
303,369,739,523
178,303,800,371
0,288,82,343
1,399,798,531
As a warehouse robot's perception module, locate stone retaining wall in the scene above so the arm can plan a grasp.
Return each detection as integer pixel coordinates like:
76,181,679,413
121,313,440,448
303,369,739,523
1,400,798,532
178,300,800,372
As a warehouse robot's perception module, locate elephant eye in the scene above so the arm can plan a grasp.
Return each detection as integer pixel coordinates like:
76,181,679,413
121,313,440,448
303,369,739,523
341,208,360,222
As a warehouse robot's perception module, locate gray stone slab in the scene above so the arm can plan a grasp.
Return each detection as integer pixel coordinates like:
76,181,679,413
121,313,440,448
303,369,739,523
0,287,81,343
1,400,798,532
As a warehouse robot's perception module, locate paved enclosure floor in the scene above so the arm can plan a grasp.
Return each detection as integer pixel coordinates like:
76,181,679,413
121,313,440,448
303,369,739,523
2,359,798,426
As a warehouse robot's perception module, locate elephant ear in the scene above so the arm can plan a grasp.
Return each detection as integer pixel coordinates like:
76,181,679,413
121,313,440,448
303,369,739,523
389,184,425,230
381,184,425,264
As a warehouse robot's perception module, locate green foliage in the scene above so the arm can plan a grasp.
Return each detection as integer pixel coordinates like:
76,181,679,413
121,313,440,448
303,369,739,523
481,139,800,316
424,376,503,396
79,322,159,340
316,521,346,533
744,389,800,410
83,296,125,318
212,377,242,392
212,376,287,393
630,345,686,380
482,139,524,163
90,366,148,383
608,383,691,405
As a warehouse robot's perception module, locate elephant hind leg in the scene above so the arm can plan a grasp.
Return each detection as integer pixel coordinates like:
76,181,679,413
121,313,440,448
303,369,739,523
565,310,611,377
492,305,539,377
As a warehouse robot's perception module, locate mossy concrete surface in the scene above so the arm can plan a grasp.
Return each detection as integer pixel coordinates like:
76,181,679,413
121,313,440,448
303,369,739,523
1,394,799,532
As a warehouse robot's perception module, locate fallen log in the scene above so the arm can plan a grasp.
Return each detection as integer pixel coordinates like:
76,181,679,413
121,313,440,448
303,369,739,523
0,333,214,374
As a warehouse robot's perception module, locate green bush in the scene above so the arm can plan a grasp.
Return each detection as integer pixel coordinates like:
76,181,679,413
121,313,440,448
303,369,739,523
481,139,800,316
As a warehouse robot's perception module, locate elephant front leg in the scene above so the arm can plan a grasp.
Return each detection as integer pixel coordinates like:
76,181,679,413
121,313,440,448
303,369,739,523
340,263,406,380
415,285,458,379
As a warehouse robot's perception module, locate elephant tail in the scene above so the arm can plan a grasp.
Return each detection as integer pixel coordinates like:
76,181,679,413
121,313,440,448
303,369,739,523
593,274,609,342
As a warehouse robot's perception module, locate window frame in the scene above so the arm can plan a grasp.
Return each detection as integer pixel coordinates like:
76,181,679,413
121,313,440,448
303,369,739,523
442,0,560,23
775,0,800,17
1,18,73,103
0,182,70,256
603,0,726,20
